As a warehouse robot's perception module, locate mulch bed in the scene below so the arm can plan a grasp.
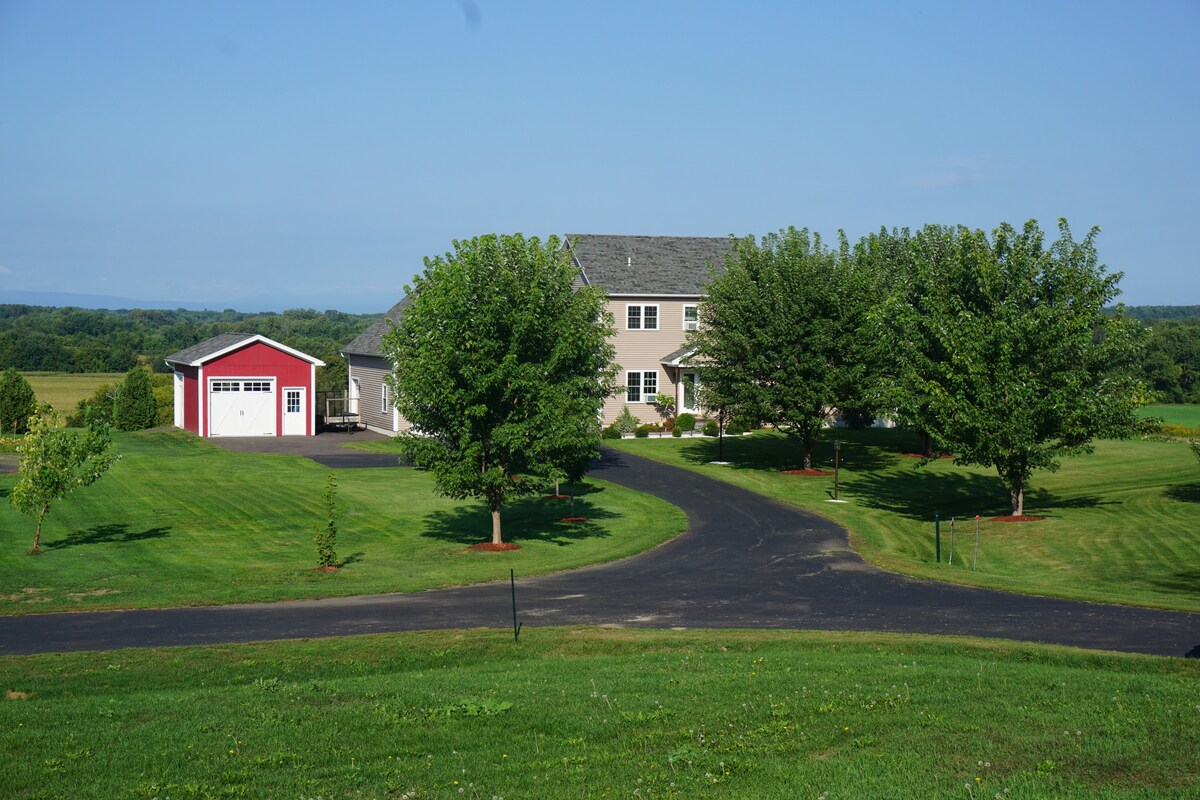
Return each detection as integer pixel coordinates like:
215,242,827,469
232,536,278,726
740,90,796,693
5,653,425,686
543,494,571,500
990,515,1046,522
780,469,834,476
558,516,590,523
469,542,522,551
899,453,955,459
313,566,340,572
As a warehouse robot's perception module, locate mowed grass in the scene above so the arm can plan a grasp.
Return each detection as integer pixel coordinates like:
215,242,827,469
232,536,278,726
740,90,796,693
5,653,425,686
1,628,1196,799
611,430,1200,612
1138,403,1200,430
0,430,685,615
20,372,124,415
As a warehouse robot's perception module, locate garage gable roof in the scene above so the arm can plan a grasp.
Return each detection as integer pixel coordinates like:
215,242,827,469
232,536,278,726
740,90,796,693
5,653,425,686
164,333,326,368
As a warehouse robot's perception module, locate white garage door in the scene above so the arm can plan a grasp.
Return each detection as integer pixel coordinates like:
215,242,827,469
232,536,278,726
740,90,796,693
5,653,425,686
209,379,276,436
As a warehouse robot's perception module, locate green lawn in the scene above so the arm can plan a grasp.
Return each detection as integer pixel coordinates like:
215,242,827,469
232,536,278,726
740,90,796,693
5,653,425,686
20,372,124,416
611,429,1200,612
1,628,1196,799
1138,403,1200,430
0,430,685,615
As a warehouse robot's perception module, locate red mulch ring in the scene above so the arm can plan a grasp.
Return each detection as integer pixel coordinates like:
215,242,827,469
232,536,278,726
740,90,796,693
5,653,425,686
780,469,834,476
558,516,590,523
990,515,1046,522
469,542,522,551
543,494,571,500
313,566,340,572
899,453,955,459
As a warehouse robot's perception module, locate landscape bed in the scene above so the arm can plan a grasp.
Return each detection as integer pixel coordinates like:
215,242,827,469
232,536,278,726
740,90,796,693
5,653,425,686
610,427,1200,612
1,628,1196,798
0,429,685,614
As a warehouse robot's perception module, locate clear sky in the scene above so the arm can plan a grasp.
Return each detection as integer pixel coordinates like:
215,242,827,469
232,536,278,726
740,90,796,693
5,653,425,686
2,1,1197,313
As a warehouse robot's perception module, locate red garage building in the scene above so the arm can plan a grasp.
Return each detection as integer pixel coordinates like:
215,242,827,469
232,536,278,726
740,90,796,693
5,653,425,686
165,333,325,437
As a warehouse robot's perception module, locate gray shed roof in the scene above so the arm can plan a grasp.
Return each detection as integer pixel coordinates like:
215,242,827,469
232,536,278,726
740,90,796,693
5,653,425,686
341,295,412,357
565,234,732,295
164,333,324,367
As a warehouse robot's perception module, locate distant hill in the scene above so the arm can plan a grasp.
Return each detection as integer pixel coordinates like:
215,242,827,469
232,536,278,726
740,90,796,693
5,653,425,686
3,290,386,315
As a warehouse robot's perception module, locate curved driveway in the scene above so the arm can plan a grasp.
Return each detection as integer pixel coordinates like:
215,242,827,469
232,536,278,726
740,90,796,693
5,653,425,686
1,447,1197,657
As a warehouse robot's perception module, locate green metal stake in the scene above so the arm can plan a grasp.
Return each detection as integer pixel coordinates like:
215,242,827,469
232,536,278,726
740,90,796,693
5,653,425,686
510,568,522,642
935,511,941,563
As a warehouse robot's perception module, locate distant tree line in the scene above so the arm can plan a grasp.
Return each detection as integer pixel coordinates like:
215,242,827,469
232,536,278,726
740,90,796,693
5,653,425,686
1136,316,1200,403
0,305,378,394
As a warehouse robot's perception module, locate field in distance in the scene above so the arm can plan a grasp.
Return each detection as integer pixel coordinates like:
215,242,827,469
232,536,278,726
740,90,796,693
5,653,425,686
20,371,124,417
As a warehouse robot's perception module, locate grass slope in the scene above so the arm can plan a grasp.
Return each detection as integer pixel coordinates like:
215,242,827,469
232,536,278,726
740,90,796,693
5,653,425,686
20,372,124,416
612,430,1200,612
1,629,1196,799
0,430,685,615
1138,403,1200,429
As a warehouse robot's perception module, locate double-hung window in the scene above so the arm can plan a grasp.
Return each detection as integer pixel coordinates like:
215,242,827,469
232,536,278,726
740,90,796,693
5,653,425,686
382,383,392,413
626,370,658,403
683,304,699,331
626,304,659,330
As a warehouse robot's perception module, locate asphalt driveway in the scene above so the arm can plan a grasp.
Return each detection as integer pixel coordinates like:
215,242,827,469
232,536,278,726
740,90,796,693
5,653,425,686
1,446,1196,657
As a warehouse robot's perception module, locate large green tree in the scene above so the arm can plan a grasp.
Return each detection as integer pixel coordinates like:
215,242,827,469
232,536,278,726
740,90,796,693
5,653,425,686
690,228,876,470
381,234,616,545
10,405,121,554
877,219,1149,515
0,367,37,434
114,367,158,431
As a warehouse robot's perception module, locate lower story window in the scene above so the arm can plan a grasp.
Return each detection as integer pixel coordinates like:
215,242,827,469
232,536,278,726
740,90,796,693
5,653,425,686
626,370,658,403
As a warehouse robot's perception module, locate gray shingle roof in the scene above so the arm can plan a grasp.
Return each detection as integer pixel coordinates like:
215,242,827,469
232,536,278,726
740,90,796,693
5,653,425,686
164,333,258,365
565,234,732,295
341,295,412,357
164,333,326,366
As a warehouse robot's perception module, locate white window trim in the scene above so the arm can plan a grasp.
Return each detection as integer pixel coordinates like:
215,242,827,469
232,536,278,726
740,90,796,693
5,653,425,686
625,370,658,404
382,383,392,413
682,304,699,331
625,303,660,331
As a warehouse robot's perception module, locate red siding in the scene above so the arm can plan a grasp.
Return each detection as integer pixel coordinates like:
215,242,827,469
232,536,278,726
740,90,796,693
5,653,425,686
201,342,315,436
178,365,200,435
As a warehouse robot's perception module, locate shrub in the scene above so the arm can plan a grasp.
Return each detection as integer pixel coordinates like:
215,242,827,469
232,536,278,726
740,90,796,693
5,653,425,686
675,412,696,432
671,426,682,437
634,424,652,438
601,425,622,440
1160,423,1200,439
840,408,875,429
729,416,756,434
663,418,675,432
702,420,719,437
67,384,114,428
0,368,36,434
151,373,174,427
114,368,158,431
614,407,641,435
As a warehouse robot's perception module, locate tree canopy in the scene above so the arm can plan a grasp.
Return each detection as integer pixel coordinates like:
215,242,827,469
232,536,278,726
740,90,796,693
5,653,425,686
382,234,616,545
690,228,878,469
875,219,1149,515
114,367,158,431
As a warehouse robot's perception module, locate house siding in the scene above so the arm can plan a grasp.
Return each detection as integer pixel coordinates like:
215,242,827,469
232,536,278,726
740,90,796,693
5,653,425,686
603,295,702,425
347,354,415,435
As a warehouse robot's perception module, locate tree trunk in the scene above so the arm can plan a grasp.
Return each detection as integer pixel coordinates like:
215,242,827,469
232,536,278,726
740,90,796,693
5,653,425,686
919,429,933,458
491,508,503,545
31,512,45,555
1010,486,1024,516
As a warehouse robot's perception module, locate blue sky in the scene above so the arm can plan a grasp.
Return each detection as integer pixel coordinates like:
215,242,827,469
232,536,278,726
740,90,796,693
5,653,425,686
2,1,1197,313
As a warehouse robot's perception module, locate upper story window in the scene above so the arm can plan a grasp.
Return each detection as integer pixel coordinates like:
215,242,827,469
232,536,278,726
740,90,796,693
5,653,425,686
683,304,699,331
626,304,659,331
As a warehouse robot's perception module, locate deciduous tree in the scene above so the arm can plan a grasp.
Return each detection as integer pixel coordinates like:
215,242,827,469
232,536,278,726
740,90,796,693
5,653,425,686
876,219,1149,515
690,228,875,470
0,368,37,434
10,405,121,554
382,234,616,545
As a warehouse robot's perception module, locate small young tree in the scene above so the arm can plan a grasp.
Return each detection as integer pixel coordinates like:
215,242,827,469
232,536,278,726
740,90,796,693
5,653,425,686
0,368,37,434
10,405,121,554
382,233,616,545
114,367,158,431
315,472,339,567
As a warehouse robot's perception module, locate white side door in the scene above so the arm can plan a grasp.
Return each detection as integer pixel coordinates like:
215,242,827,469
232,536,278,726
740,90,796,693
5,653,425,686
282,387,306,435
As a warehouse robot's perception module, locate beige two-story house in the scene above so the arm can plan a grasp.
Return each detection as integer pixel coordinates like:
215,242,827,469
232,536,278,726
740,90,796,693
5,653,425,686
341,234,732,434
